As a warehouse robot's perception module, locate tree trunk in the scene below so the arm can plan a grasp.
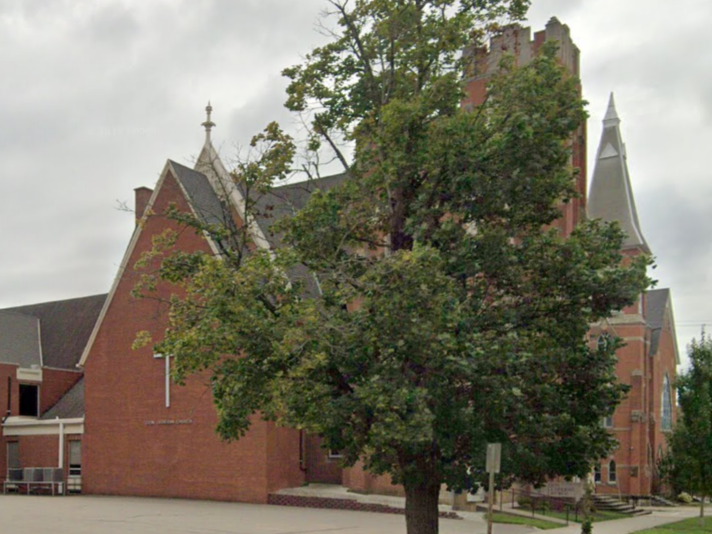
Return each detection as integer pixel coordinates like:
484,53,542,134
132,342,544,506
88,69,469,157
700,494,705,527
404,480,441,534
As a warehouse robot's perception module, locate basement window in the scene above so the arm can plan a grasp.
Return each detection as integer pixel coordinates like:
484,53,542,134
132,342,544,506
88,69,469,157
18,384,39,417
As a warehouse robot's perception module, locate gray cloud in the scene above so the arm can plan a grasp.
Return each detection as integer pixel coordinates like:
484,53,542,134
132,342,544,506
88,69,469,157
0,0,708,363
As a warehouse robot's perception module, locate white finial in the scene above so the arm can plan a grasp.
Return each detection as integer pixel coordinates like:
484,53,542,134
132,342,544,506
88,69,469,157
202,101,216,141
603,92,620,126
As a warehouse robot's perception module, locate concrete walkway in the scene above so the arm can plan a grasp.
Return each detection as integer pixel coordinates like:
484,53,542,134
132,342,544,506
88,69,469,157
542,506,700,534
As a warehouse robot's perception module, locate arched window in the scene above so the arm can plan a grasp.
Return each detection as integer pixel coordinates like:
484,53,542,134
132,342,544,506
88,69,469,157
608,460,617,484
594,464,602,483
661,374,673,431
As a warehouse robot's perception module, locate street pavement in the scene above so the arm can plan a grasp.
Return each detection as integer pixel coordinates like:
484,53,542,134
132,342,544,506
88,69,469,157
0,494,701,534
0,495,532,534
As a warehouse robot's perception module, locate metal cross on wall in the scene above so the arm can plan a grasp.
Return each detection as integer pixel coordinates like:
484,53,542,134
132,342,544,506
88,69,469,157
154,353,172,408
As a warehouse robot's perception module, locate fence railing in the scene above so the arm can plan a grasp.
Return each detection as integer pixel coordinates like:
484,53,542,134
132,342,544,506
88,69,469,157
4,468,65,495
505,487,616,524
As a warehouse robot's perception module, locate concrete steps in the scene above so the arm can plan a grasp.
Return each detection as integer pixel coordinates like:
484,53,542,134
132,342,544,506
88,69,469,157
593,495,651,516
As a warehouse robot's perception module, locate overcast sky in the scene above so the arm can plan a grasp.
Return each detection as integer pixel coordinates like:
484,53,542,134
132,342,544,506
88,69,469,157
0,0,710,365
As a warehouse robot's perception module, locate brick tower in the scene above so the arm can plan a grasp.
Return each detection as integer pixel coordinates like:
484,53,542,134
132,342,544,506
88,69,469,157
462,17,587,236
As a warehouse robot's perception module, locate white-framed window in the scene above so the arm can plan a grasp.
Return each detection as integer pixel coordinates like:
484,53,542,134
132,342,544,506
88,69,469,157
328,449,343,459
154,353,173,408
18,384,39,417
68,441,81,477
602,414,614,428
6,441,20,482
608,460,617,484
661,374,673,431
594,464,602,483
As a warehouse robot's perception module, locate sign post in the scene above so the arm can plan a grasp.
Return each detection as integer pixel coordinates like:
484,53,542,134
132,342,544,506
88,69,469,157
486,443,502,534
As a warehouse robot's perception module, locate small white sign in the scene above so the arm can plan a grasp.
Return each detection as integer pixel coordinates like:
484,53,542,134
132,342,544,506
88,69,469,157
486,443,501,474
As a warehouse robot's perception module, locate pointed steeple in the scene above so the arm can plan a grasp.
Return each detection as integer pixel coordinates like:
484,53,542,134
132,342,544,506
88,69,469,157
603,93,620,126
193,101,272,252
588,93,651,255
201,101,216,142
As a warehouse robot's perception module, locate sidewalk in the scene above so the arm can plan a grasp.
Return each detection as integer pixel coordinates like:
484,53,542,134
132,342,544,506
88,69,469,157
541,507,700,534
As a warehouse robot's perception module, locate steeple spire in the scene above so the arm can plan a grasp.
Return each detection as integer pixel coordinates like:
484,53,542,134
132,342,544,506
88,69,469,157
588,94,650,255
603,92,620,126
202,101,216,142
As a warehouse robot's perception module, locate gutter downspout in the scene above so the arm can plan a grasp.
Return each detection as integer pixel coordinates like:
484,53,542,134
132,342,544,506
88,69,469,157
58,419,65,495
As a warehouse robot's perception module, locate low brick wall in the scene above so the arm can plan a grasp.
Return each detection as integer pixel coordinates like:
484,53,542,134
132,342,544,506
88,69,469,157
268,494,462,520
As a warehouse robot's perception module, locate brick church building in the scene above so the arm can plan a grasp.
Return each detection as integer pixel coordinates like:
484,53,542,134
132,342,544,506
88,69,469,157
1,18,678,501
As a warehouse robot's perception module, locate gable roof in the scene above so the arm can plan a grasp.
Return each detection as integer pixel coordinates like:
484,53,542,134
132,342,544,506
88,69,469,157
194,139,272,252
249,174,349,297
0,310,41,368
79,128,348,366
250,173,348,249
42,378,84,419
1,294,105,370
169,160,231,229
645,288,680,364
78,159,223,368
588,94,651,254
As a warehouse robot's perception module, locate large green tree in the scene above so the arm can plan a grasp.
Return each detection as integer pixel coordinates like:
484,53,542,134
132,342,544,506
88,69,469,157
661,337,712,525
135,2,650,533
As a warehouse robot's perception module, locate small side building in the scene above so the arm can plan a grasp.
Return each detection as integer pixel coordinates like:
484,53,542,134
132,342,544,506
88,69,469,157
0,294,105,492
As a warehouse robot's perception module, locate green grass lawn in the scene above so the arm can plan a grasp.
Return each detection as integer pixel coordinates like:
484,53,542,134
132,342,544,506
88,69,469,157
489,512,562,530
522,508,627,523
633,517,712,533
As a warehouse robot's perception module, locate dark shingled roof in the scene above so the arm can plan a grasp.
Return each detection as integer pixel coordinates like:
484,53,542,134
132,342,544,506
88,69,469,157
249,174,349,297
588,95,651,254
3,294,106,370
250,173,348,249
169,160,231,229
0,311,41,368
646,288,670,356
42,378,84,419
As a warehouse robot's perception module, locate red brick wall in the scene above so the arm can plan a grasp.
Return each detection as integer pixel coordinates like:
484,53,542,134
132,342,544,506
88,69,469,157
0,363,13,478
14,435,59,468
0,363,16,418
267,425,305,493
82,170,287,503
304,434,342,485
592,306,679,498
40,369,82,415
650,312,678,489
343,462,404,497
594,320,647,496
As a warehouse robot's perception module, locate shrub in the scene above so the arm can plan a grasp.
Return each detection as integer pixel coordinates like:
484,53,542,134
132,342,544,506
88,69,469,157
517,496,532,509
678,492,694,504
